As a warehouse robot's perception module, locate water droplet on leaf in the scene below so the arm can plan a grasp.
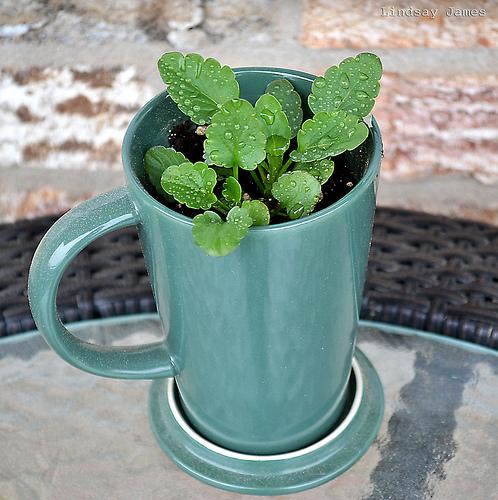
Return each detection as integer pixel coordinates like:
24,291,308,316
289,203,305,218
260,108,275,125
340,73,349,88
318,137,332,149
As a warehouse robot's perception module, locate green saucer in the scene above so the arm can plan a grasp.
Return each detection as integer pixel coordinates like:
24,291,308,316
148,347,384,496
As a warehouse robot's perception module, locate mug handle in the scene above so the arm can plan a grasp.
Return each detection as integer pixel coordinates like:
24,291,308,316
28,187,177,379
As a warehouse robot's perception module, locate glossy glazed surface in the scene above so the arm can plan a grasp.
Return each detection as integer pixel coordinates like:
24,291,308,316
149,347,384,495
28,188,176,379
28,68,382,454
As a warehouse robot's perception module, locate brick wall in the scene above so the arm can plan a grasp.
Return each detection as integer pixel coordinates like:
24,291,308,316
0,0,497,223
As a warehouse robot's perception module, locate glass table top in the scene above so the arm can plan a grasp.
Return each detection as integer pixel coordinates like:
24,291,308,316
0,315,497,500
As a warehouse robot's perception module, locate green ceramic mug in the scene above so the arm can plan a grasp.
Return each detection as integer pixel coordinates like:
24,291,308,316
28,68,382,455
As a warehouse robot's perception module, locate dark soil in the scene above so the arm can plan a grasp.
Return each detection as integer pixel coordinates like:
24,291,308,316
315,164,357,210
149,119,360,222
168,121,205,162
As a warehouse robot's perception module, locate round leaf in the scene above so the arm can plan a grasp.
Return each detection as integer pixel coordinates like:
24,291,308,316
227,205,253,228
161,161,217,210
266,78,303,138
255,94,291,147
158,52,239,125
242,200,270,226
192,207,252,257
308,52,382,118
204,99,266,171
294,158,335,185
271,171,321,220
144,146,187,193
222,176,242,207
290,111,369,163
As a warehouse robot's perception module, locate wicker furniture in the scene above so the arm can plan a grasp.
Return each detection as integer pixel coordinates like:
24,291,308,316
1,208,497,348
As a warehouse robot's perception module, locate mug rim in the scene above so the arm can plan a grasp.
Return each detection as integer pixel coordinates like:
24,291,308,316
122,67,382,232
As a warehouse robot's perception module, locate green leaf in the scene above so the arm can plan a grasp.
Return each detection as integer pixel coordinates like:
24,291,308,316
271,171,321,219
144,146,187,195
308,52,382,118
266,79,303,138
222,176,242,207
255,94,291,156
204,99,266,170
290,111,369,163
157,52,239,125
192,206,252,257
161,161,217,210
266,136,290,158
242,200,270,226
294,158,335,185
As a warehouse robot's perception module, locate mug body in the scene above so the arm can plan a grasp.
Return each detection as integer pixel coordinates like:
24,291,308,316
122,68,382,454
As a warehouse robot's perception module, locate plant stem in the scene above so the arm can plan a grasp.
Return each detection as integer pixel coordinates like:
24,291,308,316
257,164,272,195
216,199,230,211
267,155,284,185
213,202,228,215
267,155,282,176
276,157,293,179
250,170,265,193
257,164,268,182
232,165,239,180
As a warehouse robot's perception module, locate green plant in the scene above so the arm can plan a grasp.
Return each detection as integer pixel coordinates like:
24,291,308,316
144,52,382,256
